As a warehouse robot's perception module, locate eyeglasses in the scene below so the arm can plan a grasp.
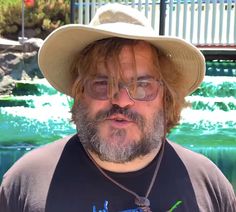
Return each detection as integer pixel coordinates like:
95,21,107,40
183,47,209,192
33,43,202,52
84,78,163,101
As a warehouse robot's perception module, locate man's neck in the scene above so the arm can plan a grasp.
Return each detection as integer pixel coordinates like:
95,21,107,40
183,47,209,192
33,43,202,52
87,147,161,173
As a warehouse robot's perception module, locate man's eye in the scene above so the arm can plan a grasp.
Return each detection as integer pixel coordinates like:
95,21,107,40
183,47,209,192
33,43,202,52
137,81,151,88
93,80,108,87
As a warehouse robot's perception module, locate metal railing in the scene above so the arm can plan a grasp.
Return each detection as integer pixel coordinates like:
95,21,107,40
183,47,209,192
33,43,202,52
165,0,236,47
70,0,236,47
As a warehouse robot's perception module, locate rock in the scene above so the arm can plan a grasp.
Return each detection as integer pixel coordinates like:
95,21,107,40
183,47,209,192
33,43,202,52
21,38,44,51
0,51,43,79
0,76,15,95
24,38,44,48
0,68,5,80
0,47,44,95
0,37,44,52
0,38,22,51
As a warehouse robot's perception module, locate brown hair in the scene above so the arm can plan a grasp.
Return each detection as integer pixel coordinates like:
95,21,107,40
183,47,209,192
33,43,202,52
71,37,188,133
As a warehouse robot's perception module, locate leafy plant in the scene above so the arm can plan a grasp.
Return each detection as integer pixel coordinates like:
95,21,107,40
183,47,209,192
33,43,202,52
0,0,70,40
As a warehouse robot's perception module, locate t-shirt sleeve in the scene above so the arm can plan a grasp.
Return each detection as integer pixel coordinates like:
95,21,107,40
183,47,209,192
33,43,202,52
0,175,21,212
0,182,9,212
169,141,236,212
0,136,71,212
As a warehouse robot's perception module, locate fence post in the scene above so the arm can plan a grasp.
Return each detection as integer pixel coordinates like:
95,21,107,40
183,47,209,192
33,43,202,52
70,0,75,23
21,0,25,42
159,0,166,35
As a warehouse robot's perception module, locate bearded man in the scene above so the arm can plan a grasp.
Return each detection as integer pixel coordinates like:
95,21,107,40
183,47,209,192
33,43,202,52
0,3,235,212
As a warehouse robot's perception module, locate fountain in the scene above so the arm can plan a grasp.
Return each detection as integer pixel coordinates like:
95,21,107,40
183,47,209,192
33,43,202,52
0,60,235,192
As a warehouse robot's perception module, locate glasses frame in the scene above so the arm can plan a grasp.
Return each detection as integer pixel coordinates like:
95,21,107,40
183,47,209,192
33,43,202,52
84,78,163,101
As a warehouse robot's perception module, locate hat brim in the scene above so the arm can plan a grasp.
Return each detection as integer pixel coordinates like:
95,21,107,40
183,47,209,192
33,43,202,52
38,24,205,96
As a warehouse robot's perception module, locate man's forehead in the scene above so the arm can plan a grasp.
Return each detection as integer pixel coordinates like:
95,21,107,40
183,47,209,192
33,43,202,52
94,40,154,61
119,41,154,58
88,40,158,80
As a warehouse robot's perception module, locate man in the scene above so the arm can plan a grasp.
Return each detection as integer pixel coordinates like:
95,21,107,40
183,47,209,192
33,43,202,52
0,3,235,212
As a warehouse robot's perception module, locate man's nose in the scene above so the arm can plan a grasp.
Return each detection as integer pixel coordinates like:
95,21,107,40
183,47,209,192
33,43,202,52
110,87,135,108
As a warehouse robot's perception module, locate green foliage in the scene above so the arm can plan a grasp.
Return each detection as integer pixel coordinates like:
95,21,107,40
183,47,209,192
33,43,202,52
0,0,19,7
0,0,70,40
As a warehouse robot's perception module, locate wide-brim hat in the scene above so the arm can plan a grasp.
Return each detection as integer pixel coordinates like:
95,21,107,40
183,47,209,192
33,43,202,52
38,3,205,97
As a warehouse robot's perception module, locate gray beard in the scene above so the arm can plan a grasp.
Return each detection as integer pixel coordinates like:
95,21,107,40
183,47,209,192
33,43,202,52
72,102,164,163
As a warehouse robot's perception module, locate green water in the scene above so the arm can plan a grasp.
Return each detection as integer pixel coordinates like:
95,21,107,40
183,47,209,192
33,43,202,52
0,61,236,191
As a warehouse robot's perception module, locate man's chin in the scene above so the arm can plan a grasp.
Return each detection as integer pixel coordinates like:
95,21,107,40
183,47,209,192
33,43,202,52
89,136,148,163
99,133,141,147
98,125,141,144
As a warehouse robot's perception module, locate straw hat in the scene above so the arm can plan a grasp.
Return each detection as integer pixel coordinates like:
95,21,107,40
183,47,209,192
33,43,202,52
38,3,205,97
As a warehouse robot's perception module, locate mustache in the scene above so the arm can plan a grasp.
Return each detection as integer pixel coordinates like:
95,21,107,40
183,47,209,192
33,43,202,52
95,105,145,127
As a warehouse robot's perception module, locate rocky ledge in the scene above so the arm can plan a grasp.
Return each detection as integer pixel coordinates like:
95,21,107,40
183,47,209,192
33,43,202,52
0,38,44,95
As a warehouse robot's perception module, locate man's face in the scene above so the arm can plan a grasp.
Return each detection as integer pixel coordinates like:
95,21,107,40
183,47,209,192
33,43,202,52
73,42,164,163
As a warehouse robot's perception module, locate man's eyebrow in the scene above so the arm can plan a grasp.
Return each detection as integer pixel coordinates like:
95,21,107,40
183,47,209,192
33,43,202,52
94,75,108,79
94,75,155,80
137,75,155,80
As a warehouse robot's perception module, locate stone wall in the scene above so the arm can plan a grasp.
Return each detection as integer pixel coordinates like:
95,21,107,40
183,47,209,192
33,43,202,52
0,38,44,95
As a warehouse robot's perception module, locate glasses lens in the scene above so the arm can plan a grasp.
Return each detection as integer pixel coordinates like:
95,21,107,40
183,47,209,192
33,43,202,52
131,80,161,101
85,79,109,100
85,78,162,101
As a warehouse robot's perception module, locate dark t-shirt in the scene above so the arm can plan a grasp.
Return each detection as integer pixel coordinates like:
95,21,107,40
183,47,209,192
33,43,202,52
0,134,235,212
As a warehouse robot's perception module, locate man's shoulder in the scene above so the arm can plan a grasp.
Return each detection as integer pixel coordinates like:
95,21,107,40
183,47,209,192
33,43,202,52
167,140,215,166
2,134,76,183
167,140,236,210
0,135,79,211
166,140,227,180
15,134,73,163
28,134,74,157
